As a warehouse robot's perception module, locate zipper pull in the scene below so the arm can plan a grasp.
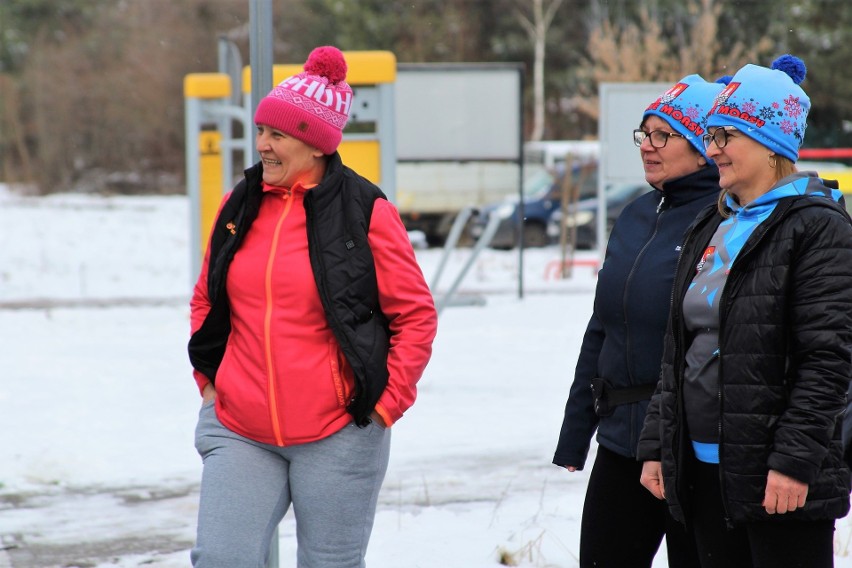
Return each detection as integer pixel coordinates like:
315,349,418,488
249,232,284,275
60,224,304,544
657,195,665,213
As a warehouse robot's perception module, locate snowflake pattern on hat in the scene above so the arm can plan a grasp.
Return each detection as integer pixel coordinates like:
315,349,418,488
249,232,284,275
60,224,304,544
707,55,810,161
643,75,726,160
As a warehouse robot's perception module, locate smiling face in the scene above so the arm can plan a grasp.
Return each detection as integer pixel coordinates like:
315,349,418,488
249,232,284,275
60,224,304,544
704,126,779,206
638,116,706,190
255,124,326,188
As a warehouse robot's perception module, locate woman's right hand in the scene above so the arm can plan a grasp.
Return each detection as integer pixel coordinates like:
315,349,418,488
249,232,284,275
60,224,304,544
640,460,666,500
202,383,217,405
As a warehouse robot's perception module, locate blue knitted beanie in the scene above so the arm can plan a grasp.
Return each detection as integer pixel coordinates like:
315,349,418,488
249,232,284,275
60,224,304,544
706,55,809,162
643,74,727,160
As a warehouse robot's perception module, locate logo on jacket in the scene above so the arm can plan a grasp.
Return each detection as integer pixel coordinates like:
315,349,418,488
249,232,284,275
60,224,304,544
696,246,715,274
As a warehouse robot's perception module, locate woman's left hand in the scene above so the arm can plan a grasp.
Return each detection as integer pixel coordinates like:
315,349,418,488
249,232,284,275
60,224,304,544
763,469,808,514
370,411,386,427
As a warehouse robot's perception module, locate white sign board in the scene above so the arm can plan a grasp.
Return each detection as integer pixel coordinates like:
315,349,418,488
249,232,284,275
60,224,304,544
595,82,669,257
599,82,670,186
396,64,523,161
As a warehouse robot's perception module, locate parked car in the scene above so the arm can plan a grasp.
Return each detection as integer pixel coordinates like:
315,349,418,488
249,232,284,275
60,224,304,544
467,164,649,250
466,164,598,249
547,182,651,249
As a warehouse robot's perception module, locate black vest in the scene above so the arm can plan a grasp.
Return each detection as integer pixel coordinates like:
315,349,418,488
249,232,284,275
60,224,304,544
188,153,390,426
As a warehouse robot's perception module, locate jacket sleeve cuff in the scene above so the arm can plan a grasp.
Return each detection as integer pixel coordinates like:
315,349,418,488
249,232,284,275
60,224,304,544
552,447,590,470
374,402,394,428
194,369,210,397
636,440,662,462
767,452,819,485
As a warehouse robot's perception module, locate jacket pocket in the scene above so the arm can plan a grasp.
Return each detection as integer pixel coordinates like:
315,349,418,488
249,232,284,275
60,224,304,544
328,340,352,408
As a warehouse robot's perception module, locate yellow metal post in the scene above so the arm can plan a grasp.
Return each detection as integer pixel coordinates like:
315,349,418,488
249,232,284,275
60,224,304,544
338,140,381,183
198,131,223,255
184,73,231,99
184,73,231,275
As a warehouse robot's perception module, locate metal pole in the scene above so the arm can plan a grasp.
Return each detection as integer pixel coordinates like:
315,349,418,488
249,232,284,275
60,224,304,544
435,207,507,315
216,38,232,190
249,4,277,565
378,82,397,203
516,67,525,300
242,94,255,169
430,206,474,292
250,0,273,165
185,96,201,287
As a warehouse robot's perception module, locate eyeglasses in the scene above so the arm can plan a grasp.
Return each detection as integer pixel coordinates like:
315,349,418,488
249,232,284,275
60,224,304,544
633,129,687,149
702,127,739,150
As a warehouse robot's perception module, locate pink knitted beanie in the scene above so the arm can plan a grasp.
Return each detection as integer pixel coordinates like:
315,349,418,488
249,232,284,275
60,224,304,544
254,46,352,155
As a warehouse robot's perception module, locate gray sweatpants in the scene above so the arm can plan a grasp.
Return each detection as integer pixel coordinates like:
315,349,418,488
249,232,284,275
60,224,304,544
191,401,391,568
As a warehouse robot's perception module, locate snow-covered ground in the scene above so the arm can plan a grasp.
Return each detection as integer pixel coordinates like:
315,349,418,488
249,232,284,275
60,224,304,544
2,188,851,567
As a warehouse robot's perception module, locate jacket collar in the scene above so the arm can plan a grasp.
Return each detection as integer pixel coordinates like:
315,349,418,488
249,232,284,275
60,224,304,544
656,165,721,211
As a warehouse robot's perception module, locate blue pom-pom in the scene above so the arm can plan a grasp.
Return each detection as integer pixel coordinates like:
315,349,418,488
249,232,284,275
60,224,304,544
771,54,806,84
715,75,733,85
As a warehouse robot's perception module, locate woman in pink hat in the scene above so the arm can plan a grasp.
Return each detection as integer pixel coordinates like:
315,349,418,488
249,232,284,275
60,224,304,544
188,46,437,567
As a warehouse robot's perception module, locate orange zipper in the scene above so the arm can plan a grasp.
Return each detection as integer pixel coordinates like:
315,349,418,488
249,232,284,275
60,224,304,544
264,190,292,446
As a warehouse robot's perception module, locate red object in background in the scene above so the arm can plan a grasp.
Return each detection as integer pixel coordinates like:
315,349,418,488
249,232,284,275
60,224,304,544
799,148,852,159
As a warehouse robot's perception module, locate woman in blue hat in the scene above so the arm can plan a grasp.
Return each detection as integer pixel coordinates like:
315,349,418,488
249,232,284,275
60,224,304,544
639,55,852,567
553,74,725,567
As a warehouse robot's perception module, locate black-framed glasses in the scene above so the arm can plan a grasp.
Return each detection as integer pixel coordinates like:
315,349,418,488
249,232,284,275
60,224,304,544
702,127,739,150
633,129,687,149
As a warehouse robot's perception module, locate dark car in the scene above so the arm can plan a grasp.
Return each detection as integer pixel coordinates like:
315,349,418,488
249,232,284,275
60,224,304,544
467,165,598,249
547,182,651,250
468,164,649,250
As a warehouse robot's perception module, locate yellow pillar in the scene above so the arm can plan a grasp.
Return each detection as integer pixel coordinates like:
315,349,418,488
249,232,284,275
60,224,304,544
198,131,223,254
184,73,230,261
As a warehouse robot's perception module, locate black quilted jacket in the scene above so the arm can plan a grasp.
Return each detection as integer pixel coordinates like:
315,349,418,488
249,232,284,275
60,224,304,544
638,188,852,524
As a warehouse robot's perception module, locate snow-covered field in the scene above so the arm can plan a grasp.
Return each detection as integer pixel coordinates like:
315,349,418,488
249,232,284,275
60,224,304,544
2,188,851,567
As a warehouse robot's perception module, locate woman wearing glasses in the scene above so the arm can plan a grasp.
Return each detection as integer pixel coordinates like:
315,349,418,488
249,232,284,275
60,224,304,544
553,75,724,567
639,55,852,568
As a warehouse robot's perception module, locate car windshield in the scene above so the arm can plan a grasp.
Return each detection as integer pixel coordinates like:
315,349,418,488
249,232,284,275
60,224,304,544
522,170,556,198
521,165,598,200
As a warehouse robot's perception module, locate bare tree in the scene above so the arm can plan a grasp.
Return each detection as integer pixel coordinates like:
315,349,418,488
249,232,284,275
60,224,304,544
2,0,847,192
13,0,246,193
572,0,771,123
515,0,565,141
0,73,34,184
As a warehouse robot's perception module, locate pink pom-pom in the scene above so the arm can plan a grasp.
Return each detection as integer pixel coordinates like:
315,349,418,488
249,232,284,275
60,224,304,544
304,46,348,84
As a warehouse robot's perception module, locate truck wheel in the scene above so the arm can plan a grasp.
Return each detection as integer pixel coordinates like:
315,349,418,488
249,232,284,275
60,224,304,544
522,223,549,248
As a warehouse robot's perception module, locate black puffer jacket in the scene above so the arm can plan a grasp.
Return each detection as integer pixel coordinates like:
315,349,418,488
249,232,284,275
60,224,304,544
638,187,852,524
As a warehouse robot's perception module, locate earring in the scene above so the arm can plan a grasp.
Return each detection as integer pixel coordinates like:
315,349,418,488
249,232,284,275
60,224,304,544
768,154,777,168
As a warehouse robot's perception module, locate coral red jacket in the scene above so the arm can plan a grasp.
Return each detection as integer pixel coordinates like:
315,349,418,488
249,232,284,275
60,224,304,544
190,180,437,446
